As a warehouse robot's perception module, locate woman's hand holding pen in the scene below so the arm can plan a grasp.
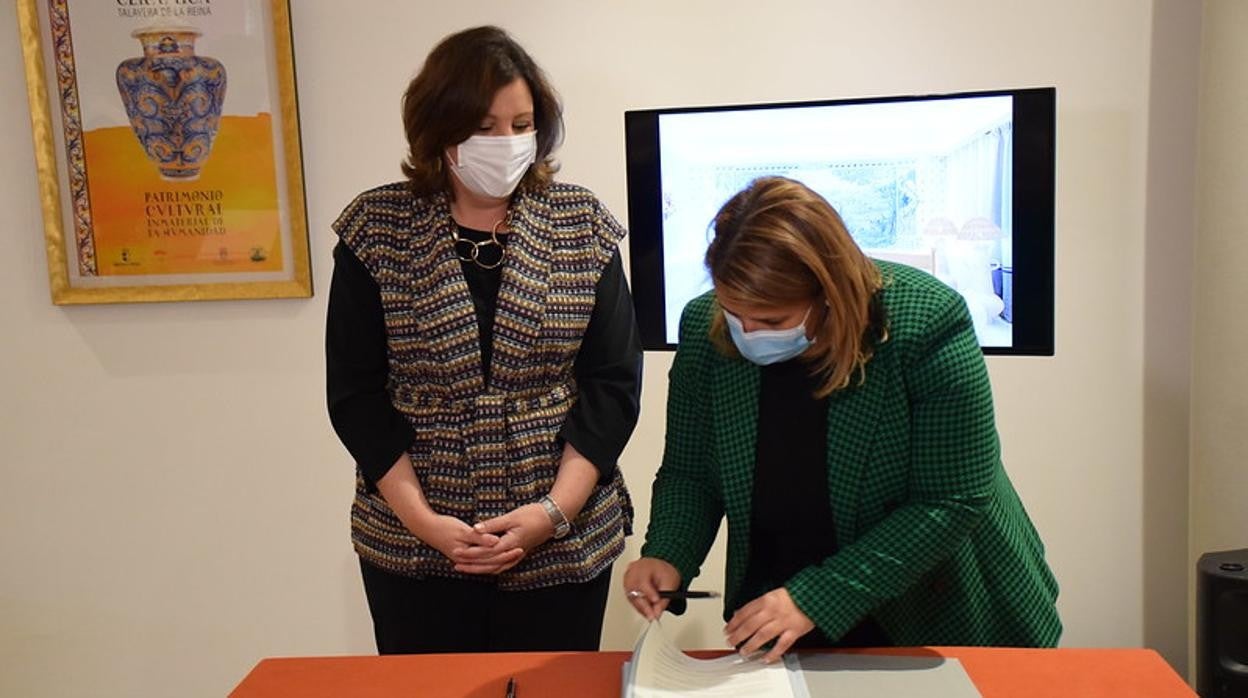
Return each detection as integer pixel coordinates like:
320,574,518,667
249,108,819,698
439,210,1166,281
724,587,815,665
622,557,682,620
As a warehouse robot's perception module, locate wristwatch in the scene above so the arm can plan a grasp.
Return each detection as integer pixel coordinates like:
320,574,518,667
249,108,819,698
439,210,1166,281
539,495,571,539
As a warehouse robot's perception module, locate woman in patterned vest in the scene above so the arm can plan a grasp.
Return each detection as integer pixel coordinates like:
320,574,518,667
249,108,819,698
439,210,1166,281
624,176,1060,662
326,26,642,654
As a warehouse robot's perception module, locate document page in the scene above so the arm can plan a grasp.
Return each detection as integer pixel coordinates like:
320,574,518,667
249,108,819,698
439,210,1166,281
624,621,801,698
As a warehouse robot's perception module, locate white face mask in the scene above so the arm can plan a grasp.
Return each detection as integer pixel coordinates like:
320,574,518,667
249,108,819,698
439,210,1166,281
723,307,813,365
449,132,538,199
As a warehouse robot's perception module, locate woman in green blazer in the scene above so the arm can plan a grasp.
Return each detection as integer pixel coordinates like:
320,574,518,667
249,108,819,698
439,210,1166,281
624,177,1060,663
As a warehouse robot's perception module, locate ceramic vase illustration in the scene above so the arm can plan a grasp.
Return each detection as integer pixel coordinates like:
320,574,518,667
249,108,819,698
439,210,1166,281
116,26,227,181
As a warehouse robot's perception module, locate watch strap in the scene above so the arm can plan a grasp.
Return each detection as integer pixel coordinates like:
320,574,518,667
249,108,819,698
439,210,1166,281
539,495,571,539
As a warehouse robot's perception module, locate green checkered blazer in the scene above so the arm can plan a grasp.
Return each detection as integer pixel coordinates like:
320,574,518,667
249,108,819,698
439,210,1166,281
640,262,1061,647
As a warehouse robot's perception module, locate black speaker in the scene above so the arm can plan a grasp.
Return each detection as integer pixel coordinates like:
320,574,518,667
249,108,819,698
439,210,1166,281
1197,548,1248,697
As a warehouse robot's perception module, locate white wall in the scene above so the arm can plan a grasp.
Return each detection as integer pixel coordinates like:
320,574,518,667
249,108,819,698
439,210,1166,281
1142,0,1201,676
0,1,1209,695
1190,0,1248,674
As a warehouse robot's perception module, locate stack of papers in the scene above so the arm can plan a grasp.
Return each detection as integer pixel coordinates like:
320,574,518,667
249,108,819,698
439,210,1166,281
621,620,983,697
622,621,806,698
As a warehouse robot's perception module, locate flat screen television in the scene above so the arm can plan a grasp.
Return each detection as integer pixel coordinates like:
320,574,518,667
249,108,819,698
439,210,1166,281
624,87,1055,355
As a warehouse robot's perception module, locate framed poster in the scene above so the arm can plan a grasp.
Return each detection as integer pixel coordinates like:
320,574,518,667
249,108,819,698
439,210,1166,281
16,0,311,304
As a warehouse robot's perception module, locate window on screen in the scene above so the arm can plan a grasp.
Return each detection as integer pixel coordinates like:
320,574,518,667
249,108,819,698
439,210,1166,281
655,95,1015,348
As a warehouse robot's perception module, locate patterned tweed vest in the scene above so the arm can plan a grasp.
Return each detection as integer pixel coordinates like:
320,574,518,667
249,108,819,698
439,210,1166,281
332,181,634,590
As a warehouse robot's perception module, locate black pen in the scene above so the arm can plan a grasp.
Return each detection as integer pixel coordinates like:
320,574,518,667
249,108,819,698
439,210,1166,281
657,590,720,600
504,677,516,698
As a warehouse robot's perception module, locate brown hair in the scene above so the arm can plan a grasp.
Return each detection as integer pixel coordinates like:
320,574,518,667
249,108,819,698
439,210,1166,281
706,176,887,397
400,26,563,196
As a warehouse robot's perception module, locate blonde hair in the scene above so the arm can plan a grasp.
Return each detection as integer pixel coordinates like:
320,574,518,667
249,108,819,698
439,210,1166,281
705,176,887,397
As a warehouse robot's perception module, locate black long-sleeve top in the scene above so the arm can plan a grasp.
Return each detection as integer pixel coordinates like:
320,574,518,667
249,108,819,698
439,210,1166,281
742,358,890,648
326,226,643,488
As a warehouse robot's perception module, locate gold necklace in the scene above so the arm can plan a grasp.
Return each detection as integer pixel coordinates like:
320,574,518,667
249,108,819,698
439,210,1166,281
452,217,510,270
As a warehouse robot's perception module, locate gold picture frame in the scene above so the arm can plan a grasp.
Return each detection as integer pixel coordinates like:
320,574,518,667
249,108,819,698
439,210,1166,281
17,0,311,304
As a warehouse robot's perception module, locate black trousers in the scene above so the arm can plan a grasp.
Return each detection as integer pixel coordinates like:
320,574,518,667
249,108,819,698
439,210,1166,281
359,558,613,654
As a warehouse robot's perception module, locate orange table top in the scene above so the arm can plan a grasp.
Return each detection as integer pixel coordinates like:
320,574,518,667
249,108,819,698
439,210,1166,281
229,646,1195,697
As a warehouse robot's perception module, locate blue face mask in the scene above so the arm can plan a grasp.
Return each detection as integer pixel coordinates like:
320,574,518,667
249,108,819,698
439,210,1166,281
723,307,813,365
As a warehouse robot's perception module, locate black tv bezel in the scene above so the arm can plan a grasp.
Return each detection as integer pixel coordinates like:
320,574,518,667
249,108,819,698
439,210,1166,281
624,86,1056,356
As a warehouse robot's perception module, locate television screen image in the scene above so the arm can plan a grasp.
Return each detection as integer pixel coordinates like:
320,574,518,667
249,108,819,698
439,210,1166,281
624,87,1055,355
